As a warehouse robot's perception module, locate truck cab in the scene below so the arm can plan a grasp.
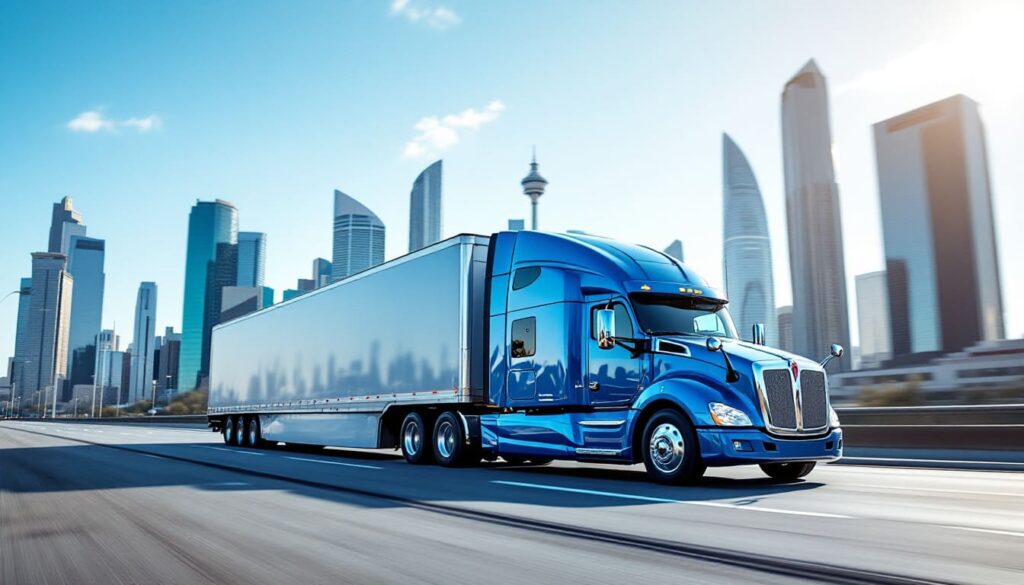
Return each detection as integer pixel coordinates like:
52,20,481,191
480,230,842,483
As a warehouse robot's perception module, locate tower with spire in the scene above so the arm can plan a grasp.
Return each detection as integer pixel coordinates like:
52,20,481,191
520,149,547,230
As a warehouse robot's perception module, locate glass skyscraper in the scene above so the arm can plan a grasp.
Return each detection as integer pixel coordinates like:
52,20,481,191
722,133,776,347
312,257,332,288
129,282,158,403
11,277,33,395
331,190,385,281
855,271,891,368
178,199,237,393
47,196,82,254
408,160,443,252
236,231,266,287
874,94,1004,357
20,253,73,404
65,235,105,390
781,59,851,369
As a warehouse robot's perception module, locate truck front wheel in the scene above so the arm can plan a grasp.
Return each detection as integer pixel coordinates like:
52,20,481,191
759,461,816,482
401,412,434,464
640,409,705,484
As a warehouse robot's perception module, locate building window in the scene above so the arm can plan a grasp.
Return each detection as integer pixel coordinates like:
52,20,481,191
511,317,536,358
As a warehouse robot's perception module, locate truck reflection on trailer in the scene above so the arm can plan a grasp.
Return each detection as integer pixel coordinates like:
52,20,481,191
208,232,843,484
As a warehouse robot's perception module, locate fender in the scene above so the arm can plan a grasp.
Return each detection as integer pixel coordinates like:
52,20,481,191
631,375,763,429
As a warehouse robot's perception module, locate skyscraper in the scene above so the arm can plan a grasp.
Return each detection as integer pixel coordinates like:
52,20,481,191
20,253,73,407
855,271,891,369
47,196,83,254
781,59,851,368
236,231,267,287
129,282,157,403
65,235,105,391
722,134,776,346
156,326,181,394
408,160,443,252
777,306,794,354
507,219,525,231
200,242,238,380
663,240,685,263
331,190,385,281
10,277,32,395
179,199,238,393
312,258,332,288
220,286,274,322
874,94,1004,356
520,153,548,230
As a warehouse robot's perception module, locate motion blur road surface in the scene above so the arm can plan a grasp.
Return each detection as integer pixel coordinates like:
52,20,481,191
1,421,1021,585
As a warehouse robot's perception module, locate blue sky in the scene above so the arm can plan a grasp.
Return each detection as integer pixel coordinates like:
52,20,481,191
2,0,1022,363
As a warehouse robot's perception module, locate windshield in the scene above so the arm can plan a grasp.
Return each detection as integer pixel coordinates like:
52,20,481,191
629,293,738,339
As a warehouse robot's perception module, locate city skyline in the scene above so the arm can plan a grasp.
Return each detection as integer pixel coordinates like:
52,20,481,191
2,2,1023,365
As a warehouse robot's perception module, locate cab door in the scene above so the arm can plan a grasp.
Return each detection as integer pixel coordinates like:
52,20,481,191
585,299,641,405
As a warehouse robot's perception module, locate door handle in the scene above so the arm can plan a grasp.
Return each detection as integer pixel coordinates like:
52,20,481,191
588,381,600,391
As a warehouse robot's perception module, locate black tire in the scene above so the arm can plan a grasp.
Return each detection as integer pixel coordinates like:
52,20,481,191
400,412,434,464
245,416,265,448
229,416,243,446
640,409,705,484
433,411,477,466
759,461,816,482
221,418,233,445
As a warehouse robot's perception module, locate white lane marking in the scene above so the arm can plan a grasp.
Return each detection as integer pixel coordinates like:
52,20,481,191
284,456,382,470
840,456,1024,468
142,454,163,460
942,525,1024,538
848,484,1024,498
192,445,263,456
493,481,852,519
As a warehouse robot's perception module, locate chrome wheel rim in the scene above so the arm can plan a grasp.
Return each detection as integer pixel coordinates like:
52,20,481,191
649,423,685,474
403,421,422,456
436,420,456,460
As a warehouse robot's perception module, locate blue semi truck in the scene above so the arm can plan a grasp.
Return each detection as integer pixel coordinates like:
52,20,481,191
208,231,843,483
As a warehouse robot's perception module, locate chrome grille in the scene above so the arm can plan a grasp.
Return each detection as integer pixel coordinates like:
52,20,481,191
800,371,828,429
762,369,797,429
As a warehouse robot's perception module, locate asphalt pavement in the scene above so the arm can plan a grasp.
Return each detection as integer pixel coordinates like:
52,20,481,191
1,420,1021,585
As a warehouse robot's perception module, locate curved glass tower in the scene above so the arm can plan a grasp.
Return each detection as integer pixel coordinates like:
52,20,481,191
722,133,776,347
178,199,237,393
408,160,442,252
332,190,385,281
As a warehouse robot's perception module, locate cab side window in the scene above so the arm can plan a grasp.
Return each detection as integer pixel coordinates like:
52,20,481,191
591,303,634,339
511,317,536,358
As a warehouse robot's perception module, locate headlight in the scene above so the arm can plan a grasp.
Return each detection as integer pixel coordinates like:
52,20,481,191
708,402,752,426
829,406,840,427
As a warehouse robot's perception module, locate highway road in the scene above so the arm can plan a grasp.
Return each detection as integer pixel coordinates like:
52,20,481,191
1,421,1021,585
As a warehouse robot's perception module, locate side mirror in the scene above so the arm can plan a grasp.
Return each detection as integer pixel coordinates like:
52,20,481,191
706,337,739,382
751,323,765,346
596,308,616,350
820,344,845,367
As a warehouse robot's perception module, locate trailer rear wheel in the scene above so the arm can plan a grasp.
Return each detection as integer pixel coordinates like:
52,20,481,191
229,416,243,447
640,409,705,484
400,412,434,464
221,418,233,445
433,412,477,466
759,461,816,482
245,416,265,448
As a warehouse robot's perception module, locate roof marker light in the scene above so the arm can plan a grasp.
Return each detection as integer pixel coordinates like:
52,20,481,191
640,284,651,291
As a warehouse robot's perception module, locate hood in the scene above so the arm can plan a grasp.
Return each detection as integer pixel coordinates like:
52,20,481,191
658,335,820,370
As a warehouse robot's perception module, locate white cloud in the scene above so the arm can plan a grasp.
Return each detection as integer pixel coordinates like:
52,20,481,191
67,110,163,133
402,100,505,159
67,111,114,133
390,0,461,30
